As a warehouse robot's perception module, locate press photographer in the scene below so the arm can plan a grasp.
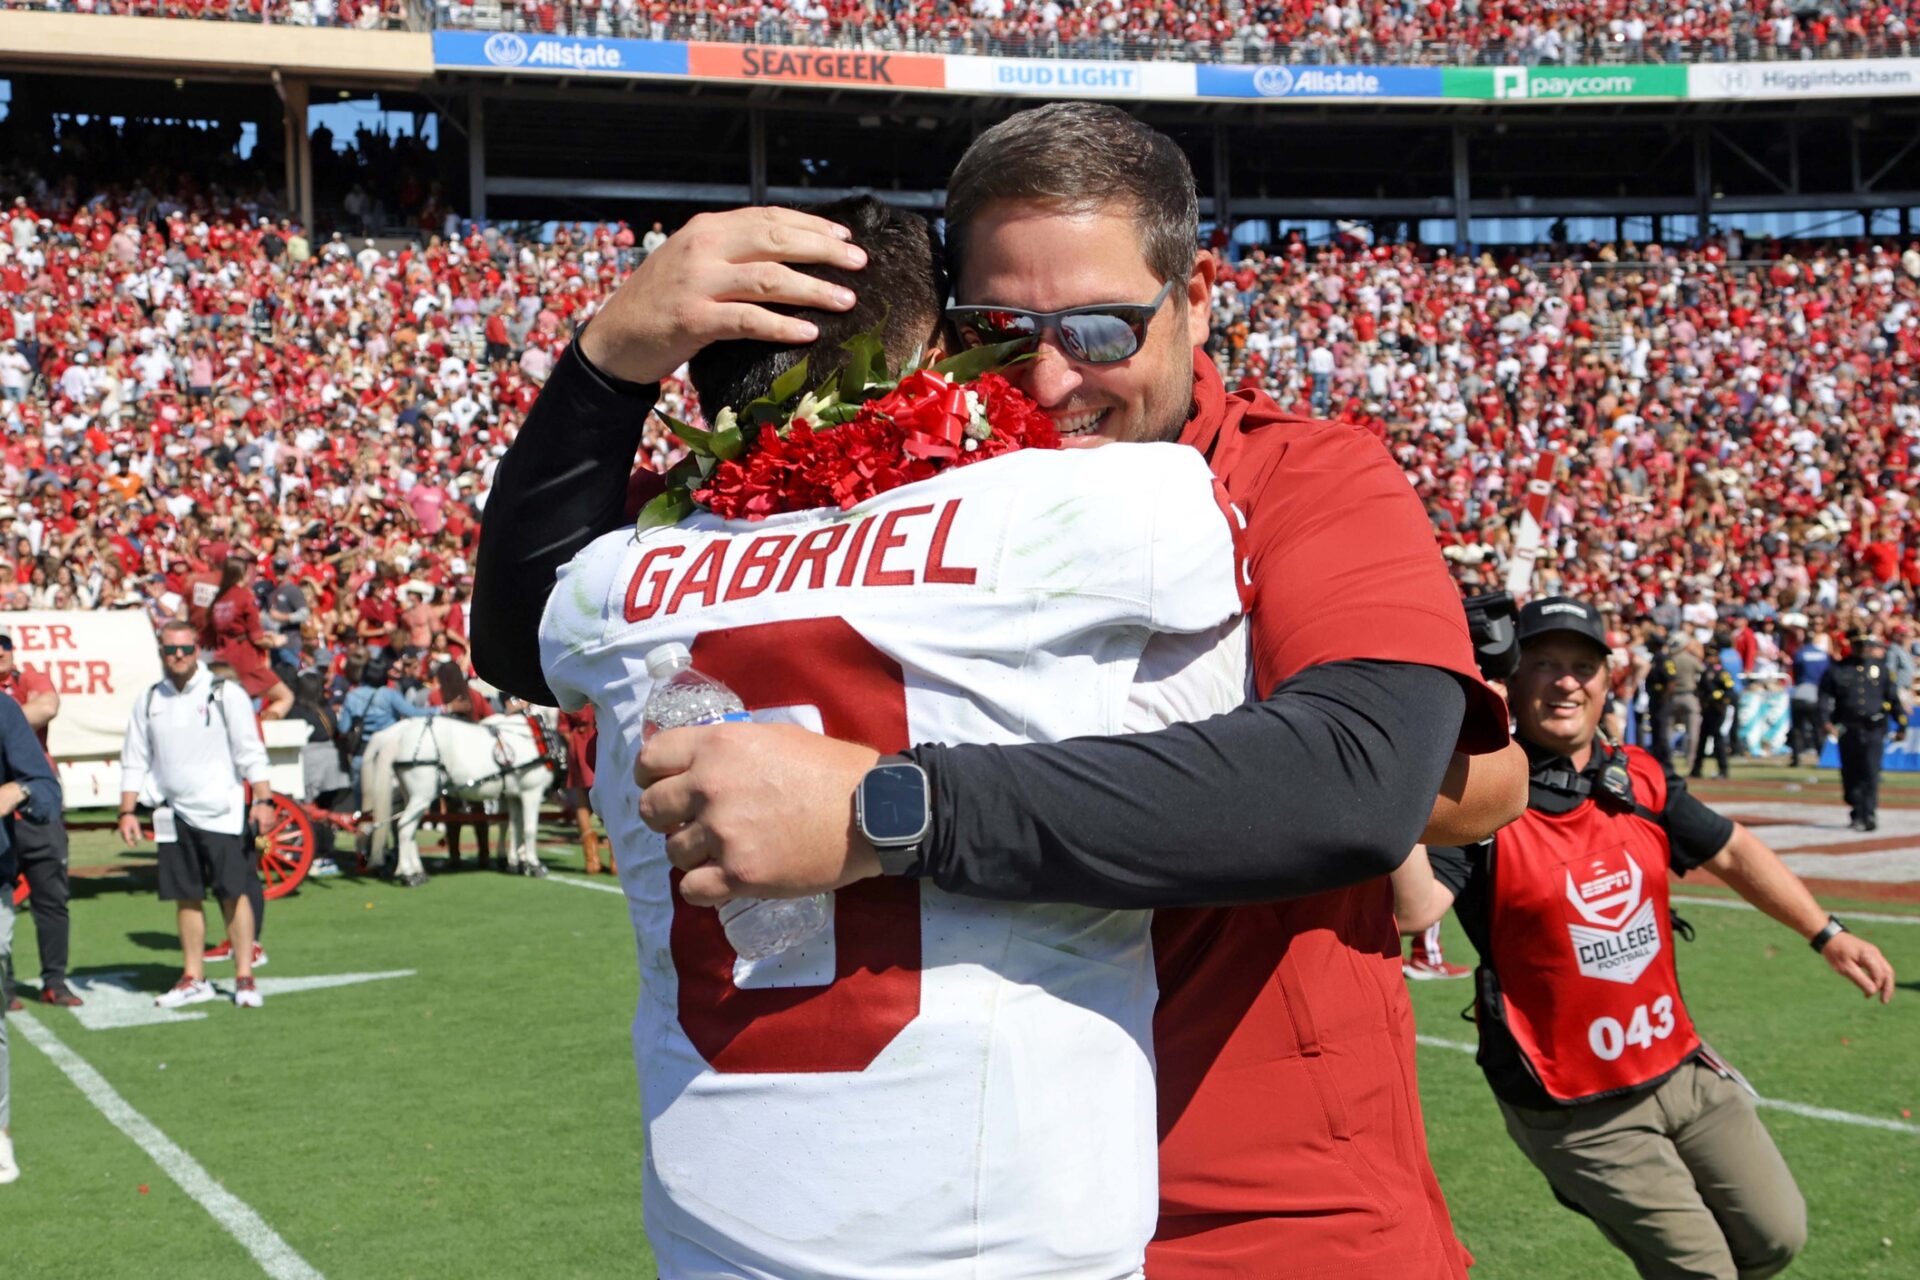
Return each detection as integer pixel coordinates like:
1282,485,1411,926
1393,596,1897,1280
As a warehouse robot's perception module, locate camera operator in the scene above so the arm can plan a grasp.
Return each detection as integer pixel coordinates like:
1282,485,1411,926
1394,597,1896,1280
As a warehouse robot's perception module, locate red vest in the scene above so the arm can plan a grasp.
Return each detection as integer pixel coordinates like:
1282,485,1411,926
1485,745,1701,1103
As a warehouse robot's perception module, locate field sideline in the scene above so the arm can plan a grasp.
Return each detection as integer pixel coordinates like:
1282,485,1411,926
3,765,1916,1278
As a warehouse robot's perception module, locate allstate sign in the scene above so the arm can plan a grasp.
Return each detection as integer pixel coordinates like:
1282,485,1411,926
432,31,688,77
1196,63,1441,99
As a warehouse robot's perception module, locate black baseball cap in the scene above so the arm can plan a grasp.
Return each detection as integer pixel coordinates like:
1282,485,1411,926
1516,597,1610,656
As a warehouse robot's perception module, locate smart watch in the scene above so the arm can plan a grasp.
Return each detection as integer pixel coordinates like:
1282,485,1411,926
1809,915,1849,953
856,755,931,877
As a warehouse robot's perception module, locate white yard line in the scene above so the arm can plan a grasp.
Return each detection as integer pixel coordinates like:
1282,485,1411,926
13,1009,324,1279
1414,1034,1920,1136
547,872,625,896
1670,895,1920,925
545,867,1920,1135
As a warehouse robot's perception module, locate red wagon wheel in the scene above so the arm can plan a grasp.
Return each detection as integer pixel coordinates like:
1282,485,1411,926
257,793,315,900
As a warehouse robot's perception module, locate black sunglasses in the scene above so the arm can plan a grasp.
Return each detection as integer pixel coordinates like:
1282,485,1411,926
946,281,1175,366
0,636,12,650
158,644,197,657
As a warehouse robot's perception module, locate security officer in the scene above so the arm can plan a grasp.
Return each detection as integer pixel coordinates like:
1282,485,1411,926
1818,631,1904,832
1394,597,1897,1280
1642,629,1677,762
1691,641,1738,780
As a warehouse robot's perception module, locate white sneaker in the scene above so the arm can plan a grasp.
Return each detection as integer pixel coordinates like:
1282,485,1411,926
0,1132,19,1184
155,977,217,1008
233,979,263,1010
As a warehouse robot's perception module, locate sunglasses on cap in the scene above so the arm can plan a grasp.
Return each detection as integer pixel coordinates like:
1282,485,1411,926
945,281,1175,366
159,644,196,658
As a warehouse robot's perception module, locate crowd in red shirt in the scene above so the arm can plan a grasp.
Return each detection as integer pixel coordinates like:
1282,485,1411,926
7,171,1920,705
0,0,406,28
11,0,1916,67
446,0,1915,67
0,177,694,705
1213,228,1920,671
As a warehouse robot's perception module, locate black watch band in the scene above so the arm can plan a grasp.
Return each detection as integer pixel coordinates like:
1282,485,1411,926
1809,915,1848,953
860,754,929,877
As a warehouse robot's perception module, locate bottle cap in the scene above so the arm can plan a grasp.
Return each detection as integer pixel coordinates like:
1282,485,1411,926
644,642,692,680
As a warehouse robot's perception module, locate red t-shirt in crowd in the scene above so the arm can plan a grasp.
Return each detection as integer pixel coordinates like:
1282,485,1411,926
1146,352,1506,1280
0,664,56,754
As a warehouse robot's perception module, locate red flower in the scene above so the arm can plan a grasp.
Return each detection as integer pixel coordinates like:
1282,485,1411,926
695,372,1061,521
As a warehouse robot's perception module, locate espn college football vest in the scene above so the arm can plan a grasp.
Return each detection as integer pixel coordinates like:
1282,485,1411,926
1485,745,1701,1103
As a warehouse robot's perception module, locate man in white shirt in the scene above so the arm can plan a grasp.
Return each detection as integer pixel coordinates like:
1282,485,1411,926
117,621,275,1010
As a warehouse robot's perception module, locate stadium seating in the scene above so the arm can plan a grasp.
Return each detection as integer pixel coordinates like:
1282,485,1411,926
4,187,1915,671
8,0,1915,67
0,0,407,27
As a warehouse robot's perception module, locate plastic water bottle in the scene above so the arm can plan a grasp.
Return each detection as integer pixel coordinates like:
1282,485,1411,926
641,642,831,960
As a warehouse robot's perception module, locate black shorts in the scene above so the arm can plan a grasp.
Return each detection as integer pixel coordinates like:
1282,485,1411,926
157,819,261,903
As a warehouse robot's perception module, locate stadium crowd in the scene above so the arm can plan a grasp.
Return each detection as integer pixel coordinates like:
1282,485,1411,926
0,0,409,28
453,0,1920,67
4,172,1920,735
8,0,1918,67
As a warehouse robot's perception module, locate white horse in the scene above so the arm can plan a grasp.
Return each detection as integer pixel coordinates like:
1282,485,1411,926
362,711,561,886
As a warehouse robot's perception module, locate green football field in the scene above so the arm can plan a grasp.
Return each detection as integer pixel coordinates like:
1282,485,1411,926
3,764,1917,1278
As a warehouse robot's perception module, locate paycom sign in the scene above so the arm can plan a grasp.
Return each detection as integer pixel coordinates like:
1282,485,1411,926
1449,66,1687,100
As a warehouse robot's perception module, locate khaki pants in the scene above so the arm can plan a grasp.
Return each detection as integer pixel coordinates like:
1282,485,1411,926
1499,1060,1806,1280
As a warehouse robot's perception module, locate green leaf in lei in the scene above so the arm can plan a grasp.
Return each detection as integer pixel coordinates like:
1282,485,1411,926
931,339,1035,383
656,412,718,458
836,309,894,403
635,488,696,533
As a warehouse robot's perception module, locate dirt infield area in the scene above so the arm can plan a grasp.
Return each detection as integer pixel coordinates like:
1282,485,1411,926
1691,762,1920,906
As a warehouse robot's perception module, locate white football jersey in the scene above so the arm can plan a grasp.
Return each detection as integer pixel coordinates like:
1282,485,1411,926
541,443,1248,1280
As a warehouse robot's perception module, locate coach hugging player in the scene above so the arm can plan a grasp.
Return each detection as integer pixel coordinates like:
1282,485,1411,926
480,103,1529,1279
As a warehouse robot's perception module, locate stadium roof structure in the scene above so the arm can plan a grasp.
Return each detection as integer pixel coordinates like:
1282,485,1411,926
8,12,1920,243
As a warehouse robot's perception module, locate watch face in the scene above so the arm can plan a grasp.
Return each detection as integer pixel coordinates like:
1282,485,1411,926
863,765,928,844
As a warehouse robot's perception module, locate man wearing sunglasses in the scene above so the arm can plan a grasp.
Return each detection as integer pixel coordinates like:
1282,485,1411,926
476,104,1522,1279
119,621,274,1010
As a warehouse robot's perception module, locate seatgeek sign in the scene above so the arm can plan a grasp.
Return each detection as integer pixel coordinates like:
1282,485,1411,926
432,36,1920,106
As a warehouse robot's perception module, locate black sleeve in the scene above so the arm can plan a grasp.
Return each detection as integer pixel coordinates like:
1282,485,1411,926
902,660,1465,909
1658,767,1736,872
1425,841,1478,898
471,338,659,705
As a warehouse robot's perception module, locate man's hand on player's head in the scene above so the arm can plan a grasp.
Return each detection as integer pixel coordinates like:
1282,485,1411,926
580,208,869,386
637,721,885,903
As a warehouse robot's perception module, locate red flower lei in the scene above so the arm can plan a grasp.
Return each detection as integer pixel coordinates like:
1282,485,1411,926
694,371,1061,521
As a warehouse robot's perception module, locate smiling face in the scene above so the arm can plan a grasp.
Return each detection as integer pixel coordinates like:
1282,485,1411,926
1512,633,1612,762
955,200,1213,448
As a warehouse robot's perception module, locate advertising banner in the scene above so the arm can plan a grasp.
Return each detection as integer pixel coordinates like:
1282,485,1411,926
1195,63,1441,100
684,42,944,89
1690,57,1920,101
431,30,687,76
5,611,161,763
944,54,1195,99
1446,65,1688,101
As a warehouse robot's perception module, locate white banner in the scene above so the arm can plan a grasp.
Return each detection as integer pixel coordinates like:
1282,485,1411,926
942,54,1197,100
1689,57,1920,101
6,611,161,762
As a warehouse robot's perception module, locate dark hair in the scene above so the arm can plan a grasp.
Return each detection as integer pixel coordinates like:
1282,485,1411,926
687,196,944,420
945,102,1199,290
434,661,470,708
361,651,392,687
215,553,251,600
294,671,329,709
